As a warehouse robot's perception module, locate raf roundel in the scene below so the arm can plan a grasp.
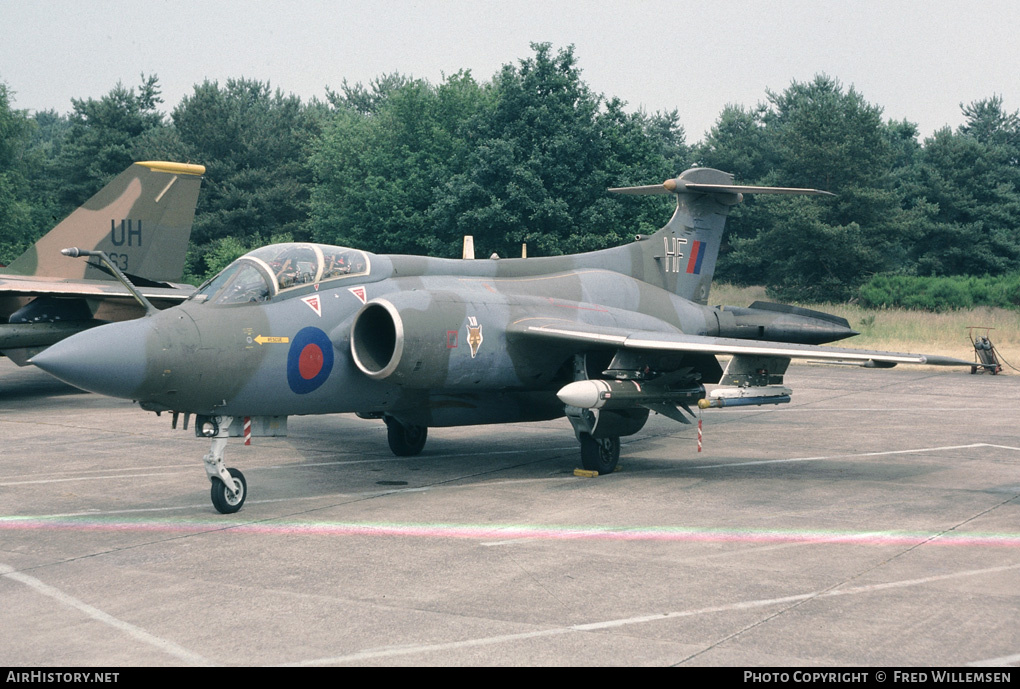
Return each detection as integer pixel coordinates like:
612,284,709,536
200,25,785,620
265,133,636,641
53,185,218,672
287,327,334,394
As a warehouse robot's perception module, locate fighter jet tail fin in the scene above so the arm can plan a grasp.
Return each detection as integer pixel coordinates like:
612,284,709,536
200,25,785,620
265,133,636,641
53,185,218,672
610,168,832,305
5,161,205,284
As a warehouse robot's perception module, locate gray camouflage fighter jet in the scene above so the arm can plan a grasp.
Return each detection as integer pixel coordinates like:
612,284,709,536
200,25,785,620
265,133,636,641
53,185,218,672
0,161,203,365
32,167,973,514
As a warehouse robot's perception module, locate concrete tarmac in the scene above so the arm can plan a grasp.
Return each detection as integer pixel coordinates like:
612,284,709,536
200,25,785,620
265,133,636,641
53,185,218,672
1,358,1018,667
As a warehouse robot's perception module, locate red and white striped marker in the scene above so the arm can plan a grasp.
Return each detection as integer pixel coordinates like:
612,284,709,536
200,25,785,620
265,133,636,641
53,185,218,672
697,417,702,453
244,417,252,446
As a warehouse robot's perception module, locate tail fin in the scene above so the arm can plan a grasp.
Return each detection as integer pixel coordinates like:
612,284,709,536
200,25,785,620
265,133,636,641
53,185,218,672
611,168,832,304
5,161,204,283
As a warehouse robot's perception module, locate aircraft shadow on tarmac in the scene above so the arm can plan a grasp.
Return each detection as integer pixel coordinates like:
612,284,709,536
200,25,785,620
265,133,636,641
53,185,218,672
0,367,89,402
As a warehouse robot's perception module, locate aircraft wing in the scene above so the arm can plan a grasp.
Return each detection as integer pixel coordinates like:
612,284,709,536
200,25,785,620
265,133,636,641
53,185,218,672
512,319,973,368
0,274,193,303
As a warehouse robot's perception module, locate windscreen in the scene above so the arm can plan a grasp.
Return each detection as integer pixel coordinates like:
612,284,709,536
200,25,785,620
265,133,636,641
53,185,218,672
190,243,371,305
190,260,272,304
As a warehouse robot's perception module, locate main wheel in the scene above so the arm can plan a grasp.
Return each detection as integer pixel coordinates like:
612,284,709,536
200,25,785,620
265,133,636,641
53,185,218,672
210,467,247,514
579,434,620,474
385,419,428,456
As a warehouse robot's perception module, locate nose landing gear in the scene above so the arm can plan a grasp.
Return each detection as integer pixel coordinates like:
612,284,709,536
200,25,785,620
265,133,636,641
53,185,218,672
202,419,248,514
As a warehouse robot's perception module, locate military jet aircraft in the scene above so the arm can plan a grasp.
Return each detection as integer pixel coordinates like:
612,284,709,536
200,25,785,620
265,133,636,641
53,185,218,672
0,161,203,365
32,167,973,514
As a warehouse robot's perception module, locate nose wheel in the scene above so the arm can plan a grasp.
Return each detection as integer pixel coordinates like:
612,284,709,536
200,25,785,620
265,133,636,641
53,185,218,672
202,426,248,514
210,467,247,514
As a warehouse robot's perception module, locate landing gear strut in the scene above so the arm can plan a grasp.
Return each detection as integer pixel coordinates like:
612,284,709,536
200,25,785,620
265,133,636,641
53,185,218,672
202,417,247,514
384,416,428,456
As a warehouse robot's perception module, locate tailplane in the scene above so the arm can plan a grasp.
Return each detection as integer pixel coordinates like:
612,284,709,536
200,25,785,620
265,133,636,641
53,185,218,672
5,161,205,283
611,168,832,304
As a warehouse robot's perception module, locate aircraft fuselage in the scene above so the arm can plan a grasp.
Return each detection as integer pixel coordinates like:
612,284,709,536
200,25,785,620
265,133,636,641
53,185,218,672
33,250,721,428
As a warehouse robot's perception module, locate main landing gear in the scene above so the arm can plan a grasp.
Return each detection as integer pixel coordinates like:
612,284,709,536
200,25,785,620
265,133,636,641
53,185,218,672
202,417,247,514
579,433,620,474
384,416,428,456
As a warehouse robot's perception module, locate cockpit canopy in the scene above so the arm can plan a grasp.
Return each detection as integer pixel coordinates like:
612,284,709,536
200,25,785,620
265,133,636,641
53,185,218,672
191,243,371,305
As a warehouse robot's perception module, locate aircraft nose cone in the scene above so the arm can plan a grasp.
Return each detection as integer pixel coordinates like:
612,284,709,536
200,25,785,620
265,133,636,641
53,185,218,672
31,318,155,399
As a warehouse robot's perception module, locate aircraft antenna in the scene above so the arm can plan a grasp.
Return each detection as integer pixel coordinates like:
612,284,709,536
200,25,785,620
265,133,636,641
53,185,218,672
61,248,158,316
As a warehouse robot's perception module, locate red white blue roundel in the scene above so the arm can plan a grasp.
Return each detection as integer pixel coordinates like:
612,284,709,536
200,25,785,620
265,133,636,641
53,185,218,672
287,327,334,394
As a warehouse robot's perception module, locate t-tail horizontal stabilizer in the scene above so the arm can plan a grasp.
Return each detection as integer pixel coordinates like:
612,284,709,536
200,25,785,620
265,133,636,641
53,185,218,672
609,177,835,200
607,168,834,306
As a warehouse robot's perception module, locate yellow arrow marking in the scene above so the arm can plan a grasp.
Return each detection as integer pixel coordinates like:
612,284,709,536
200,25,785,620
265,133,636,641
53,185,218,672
254,335,290,345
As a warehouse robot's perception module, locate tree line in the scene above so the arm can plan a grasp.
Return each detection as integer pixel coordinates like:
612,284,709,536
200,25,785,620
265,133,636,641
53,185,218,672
2,44,1019,305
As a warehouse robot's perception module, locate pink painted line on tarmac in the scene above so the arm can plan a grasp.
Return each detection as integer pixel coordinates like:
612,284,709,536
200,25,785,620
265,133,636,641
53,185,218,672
2,516,1020,548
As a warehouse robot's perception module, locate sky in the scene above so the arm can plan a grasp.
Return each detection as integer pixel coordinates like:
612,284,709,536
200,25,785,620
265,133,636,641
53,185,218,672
1,0,1018,145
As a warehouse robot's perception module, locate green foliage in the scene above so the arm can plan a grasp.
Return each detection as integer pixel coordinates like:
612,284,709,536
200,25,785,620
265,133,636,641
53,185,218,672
699,76,911,296
184,232,295,285
53,75,167,207
0,82,36,265
325,74,413,115
0,83,32,167
766,75,892,189
697,104,775,183
310,45,686,259
696,76,1020,302
734,195,879,302
859,273,1020,311
171,78,322,277
901,99,1020,276
433,45,688,258
184,236,252,285
310,71,484,256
